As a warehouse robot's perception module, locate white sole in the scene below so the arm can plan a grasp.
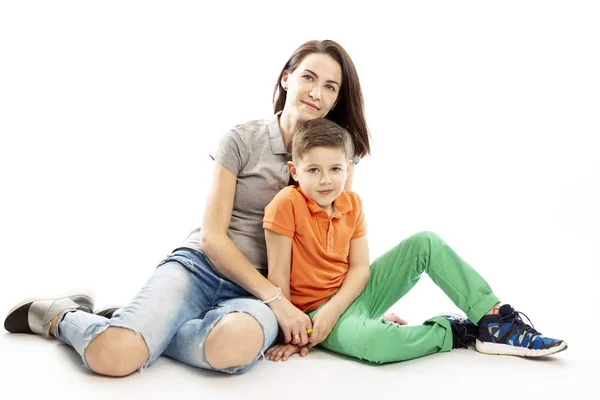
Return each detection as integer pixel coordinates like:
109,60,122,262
435,312,468,319
5,288,96,319
476,339,568,357
93,304,122,314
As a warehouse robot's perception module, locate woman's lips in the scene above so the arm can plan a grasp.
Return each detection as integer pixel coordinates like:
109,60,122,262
301,101,319,110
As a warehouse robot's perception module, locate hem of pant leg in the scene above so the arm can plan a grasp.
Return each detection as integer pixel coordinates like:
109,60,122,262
54,309,78,341
424,316,453,353
466,295,501,324
426,259,498,324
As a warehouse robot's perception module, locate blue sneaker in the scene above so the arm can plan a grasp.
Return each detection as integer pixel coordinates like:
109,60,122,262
438,313,478,349
476,304,567,357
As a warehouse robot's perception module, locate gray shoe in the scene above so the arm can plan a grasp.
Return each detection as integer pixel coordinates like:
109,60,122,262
94,304,122,319
4,289,95,337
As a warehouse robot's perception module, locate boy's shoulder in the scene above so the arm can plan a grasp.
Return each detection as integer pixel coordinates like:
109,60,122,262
339,190,363,209
269,185,305,206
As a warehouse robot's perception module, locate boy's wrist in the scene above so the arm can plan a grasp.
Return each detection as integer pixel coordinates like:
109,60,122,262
324,298,346,317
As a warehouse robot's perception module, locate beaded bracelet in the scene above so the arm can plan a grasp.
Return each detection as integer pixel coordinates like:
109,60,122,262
261,287,282,304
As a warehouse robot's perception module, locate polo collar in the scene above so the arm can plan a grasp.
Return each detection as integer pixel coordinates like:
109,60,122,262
267,111,289,156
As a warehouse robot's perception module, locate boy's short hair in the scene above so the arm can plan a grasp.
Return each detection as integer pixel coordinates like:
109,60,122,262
292,119,352,161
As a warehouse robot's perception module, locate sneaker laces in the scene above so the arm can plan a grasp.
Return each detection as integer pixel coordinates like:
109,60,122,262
450,323,476,349
501,308,540,336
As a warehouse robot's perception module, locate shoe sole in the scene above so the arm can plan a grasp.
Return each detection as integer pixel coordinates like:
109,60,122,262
476,339,568,357
93,304,122,315
435,312,468,320
5,288,96,319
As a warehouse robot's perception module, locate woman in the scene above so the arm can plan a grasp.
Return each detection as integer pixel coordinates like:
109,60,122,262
4,40,369,375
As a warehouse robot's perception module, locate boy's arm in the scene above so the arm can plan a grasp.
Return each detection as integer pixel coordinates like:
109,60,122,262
308,235,370,348
265,229,293,300
324,235,370,316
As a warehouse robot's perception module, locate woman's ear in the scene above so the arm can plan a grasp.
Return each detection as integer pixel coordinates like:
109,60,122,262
281,70,289,91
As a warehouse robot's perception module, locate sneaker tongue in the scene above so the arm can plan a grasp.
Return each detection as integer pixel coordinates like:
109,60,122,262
499,304,514,316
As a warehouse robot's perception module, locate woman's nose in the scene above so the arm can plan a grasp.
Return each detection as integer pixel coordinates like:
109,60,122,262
309,85,321,101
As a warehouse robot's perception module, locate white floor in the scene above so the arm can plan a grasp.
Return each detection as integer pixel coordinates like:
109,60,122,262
0,328,592,399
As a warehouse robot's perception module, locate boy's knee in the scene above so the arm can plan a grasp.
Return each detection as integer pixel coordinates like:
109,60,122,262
85,327,149,377
407,231,442,248
205,312,263,371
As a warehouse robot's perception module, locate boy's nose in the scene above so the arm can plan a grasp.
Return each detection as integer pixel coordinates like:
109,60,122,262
320,174,332,184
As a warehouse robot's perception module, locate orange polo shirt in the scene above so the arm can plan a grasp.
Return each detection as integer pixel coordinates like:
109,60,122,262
263,186,366,312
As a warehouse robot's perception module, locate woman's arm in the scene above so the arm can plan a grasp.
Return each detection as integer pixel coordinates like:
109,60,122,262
265,229,312,345
199,162,275,299
200,162,311,344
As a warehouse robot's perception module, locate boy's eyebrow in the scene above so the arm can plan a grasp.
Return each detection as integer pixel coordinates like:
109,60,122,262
304,69,341,87
304,163,345,168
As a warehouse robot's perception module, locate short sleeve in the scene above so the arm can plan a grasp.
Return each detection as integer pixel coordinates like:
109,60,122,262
351,195,367,240
210,130,249,176
345,131,360,165
263,188,296,238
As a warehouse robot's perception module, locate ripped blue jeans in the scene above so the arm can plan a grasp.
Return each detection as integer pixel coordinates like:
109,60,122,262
55,248,279,374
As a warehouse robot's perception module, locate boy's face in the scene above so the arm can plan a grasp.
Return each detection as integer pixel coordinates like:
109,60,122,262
288,146,349,213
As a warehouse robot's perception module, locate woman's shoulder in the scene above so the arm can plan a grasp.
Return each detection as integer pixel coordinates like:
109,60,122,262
229,118,271,138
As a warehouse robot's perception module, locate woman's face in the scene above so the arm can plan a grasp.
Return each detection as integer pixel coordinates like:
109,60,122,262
281,53,342,122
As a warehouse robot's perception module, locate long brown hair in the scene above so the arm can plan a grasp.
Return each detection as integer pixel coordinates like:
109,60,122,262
273,40,370,158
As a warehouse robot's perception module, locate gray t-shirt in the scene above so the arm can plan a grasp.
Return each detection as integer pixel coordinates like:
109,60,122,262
180,113,291,275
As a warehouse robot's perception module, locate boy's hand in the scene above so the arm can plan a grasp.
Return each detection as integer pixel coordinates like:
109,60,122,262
308,303,342,348
265,343,309,361
381,313,408,325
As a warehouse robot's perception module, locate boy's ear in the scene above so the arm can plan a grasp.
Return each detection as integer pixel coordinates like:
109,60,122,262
287,161,298,182
344,159,352,180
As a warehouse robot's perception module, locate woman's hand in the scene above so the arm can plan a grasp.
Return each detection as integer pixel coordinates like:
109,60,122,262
307,303,342,348
267,297,313,346
265,343,309,362
381,312,408,325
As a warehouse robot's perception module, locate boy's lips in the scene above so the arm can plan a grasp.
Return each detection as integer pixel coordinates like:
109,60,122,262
318,190,333,195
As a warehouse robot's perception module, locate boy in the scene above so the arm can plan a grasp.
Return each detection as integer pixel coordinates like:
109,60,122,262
262,118,566,363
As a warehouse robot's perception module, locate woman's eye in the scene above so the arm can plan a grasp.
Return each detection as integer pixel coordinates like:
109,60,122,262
303,75,314,81
326,84,336,91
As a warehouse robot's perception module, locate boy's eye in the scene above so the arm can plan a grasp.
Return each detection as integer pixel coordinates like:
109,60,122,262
331,167,342,172
308,168,319,173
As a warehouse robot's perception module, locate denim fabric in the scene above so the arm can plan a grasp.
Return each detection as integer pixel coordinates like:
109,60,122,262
56,248,278,374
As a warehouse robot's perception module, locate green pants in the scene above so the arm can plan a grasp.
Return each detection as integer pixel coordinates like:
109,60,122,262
307,231,499,364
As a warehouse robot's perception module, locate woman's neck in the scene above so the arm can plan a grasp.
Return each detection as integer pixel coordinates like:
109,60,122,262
278,110,297,153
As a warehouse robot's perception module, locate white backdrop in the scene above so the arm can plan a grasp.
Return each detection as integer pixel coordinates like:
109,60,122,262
1,1,598,355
